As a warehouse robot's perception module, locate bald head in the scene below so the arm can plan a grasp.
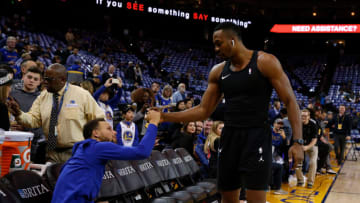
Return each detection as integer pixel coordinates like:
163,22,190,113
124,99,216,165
43,63,67,93
47,63,67,79
21,60,37,74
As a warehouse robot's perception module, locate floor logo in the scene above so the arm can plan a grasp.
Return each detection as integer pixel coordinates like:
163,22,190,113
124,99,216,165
281,189,319,203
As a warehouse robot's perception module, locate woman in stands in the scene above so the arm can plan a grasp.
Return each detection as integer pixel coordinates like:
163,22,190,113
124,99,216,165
171,122,197,158
131,88,155,138
157,85,173,112
0,64,14,131
157,85,173,131
87,64,101,89
204,121,224,178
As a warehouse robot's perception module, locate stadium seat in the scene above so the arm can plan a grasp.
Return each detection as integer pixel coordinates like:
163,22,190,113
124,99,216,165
151,196,177,203
43,163,63,191
131,158,165,199
175,148,218,197
97,161,124,202
149,150,193,202
0,181,22,203
162,149,207,202
110,160,146,202
0,170,53,203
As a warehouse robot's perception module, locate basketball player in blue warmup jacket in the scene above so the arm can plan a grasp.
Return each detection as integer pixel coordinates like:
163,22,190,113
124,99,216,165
51,110,160,203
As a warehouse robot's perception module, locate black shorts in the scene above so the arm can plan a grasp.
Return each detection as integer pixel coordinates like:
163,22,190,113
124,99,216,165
217,126,272,191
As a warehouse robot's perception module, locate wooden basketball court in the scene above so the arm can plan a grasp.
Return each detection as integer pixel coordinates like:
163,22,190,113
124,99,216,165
266,144,360,203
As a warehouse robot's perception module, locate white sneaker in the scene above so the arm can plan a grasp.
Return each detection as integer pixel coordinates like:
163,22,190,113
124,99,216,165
273,189,288,195
327,168,337,174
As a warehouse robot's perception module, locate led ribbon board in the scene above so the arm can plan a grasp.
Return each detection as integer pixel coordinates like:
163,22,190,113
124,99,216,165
270,24,360,33
95,0,252,28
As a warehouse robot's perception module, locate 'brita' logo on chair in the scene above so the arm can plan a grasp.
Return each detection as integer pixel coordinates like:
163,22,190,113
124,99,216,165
117,166,136,176
17,184,50,198
102,170,115,180
156,159,170,167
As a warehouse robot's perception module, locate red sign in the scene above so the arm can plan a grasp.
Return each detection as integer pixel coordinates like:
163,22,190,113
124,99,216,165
126,2,144,11
193,12,208,21
270,24,360,33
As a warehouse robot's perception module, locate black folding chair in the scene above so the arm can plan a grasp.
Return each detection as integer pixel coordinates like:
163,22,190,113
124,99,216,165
151,196,177,203
175,148,218,198
43,163,64,191
131,158,165,200
111,160,147,202
150,150,194,203
97,161,125,202
1,170,53,203
0,181,22,203
162,149,207,202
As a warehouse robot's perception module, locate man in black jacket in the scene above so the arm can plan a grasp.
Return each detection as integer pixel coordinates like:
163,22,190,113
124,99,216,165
330,104,352,165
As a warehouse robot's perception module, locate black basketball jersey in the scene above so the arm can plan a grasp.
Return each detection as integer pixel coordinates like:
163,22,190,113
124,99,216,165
219,51,273,127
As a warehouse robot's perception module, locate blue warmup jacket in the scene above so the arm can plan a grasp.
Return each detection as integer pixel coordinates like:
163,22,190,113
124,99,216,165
51,124,158,203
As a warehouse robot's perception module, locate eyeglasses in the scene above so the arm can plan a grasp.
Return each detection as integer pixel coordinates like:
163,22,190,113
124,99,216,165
43,76,56,81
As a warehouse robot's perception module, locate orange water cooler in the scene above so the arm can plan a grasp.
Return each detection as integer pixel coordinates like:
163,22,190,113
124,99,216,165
0,131,33,177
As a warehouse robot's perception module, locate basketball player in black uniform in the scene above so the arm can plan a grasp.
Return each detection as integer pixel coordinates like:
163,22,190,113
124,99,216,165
155,22,304,203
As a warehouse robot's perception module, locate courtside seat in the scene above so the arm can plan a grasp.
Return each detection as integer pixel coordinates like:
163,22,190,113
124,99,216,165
1,170,52,203
44,163,63,191
183,185,207,202
131,158,166,199
0,181,22,203
150,150,194,202
162,149,207,202
131,158,162,188
175,148,218,197
97,161,124,202
151,196,177,203
111,160,147,202
168,191,194,203
150,150,179,186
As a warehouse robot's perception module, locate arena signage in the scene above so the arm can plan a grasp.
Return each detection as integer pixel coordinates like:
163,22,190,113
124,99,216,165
95,0,252,28
270,24,360,33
